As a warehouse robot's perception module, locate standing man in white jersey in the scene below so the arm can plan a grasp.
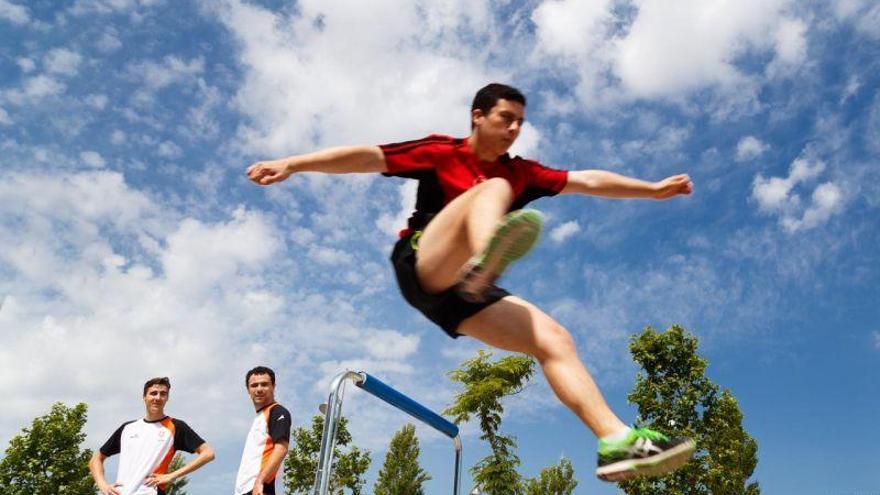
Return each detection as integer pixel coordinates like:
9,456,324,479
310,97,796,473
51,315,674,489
234,366,292,495
89,377,215,495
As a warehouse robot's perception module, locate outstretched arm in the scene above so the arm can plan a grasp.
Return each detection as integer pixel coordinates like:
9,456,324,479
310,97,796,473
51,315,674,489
246,145,386,186
561,170,693,199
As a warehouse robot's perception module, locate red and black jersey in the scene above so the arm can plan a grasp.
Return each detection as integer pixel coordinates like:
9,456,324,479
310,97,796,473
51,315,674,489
380,135,569,236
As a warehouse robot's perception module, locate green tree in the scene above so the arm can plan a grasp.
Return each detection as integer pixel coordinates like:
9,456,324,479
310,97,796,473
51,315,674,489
165,453,189,495
620,325,759,495
283,414,371,495
373,423,431,495
0,402,95,495
524,457,577,495
445,350,535,495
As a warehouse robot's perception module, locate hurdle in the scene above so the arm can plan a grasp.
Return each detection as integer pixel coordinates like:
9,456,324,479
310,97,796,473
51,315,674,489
312,370,462,495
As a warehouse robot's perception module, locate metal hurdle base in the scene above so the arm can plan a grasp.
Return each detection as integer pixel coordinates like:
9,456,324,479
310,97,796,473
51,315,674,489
311,370,462,495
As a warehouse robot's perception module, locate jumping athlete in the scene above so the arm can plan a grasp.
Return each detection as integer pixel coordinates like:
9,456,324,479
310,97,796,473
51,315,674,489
89,377,215,495
246,83,695,481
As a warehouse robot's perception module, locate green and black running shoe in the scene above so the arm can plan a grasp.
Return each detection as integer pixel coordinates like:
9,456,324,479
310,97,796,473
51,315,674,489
455,209,543,303
596,428,695,482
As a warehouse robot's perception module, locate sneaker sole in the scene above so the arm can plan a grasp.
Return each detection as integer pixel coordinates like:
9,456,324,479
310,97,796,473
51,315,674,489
456,209,543,302
595,439,696,482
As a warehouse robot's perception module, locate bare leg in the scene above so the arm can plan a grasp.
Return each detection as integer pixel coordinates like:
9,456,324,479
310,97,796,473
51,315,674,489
459,296,628,438
415,177,514,294
413,177,625,436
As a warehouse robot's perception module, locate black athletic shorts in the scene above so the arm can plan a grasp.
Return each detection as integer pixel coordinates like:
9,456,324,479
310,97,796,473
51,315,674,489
390,233,510,338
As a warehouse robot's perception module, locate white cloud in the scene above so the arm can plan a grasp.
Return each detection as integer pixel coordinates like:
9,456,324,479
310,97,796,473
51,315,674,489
0,172,288,441
16,57,35,73
508,122,541,158
752,157,824,211
873,331,880,349
211,0,498,156
0,107,10,126
0,175,286,457
549,220,580,244
157,140,182,158
86,94,108,110
529,0,797,113
854,3,880,39
44,48,83,76
736,135,770,161
0,171,157,287
111,130,126,145
751,156,844,231
773,18,808,65
614,0,787,99
0,161,445,481
620,125,691,157
128,56,204,91
0,0,29,25
781,182,843,232
832,0,867,18
4,75,66,104
306,244,351,266
182,80,221,140
69,0,137,16
767,18,808,78
539,89,578,116
832,0,880,39
841,75,861,103
376,180,418,238
159,208,281,296
80,150,106,168
26,76,65,99
363,329,420,360
96,29,123,53
531,0,612,58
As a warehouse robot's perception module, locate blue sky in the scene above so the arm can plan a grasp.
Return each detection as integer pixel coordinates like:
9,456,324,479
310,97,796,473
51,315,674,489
1,0,878,494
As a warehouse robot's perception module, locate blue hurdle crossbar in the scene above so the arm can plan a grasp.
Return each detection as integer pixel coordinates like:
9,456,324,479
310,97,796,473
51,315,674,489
312,370,462,495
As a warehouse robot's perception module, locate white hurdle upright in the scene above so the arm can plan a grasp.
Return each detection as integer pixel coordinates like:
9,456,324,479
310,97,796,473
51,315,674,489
312,370,462,495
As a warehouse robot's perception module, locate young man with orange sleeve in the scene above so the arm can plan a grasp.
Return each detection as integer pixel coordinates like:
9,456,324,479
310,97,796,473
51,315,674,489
89,377,215,495
234,366,291,495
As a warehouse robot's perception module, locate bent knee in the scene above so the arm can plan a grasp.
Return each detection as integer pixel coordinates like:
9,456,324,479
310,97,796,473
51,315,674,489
534,323,577,362
478,177,514,198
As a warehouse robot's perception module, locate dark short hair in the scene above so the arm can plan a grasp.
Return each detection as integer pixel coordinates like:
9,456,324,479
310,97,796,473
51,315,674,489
246,366,276,386
471,83,526,128
143,377,171,396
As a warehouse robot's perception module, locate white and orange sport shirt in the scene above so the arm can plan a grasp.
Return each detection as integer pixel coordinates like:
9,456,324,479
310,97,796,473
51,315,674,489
234,402,292,495
99,416,205,495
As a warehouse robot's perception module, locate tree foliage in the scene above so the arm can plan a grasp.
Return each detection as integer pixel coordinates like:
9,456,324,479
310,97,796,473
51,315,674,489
620,325,759,495
524,457,577,495
373,423,431,495
164,453,189,495
0,402,95,495
283,414,371,495
445,350,535,495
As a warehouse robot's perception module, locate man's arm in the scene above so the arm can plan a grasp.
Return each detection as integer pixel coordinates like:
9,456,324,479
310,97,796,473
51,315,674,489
247,145,387,186
561,170,693,199
251,440,290,495
144,443,215,488
89,451,122,495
